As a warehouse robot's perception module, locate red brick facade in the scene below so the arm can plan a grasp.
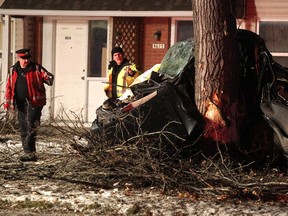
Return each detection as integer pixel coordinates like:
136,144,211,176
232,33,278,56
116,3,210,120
141,17,171,71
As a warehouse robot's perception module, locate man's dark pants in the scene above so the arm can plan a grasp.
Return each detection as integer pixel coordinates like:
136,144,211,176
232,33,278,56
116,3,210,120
17,102,43,153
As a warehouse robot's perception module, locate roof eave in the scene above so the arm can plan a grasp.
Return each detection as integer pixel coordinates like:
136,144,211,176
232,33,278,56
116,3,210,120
0,9,192,17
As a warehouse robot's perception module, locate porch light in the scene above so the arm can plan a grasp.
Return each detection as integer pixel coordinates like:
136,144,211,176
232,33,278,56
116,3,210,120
153,31,162,41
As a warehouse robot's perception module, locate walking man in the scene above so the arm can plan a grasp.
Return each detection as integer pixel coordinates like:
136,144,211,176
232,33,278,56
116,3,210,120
4,48,54,161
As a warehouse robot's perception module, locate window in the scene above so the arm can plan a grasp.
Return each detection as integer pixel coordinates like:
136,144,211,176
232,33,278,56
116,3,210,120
171,18,194,45
88,20,108,77
176,20,194,42
259,21,288,67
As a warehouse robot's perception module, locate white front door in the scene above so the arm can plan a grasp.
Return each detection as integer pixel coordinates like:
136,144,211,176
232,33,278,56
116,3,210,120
54,20,88,121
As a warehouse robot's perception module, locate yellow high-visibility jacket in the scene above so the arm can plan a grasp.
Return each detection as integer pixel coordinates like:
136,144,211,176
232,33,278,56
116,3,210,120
104,59,140,98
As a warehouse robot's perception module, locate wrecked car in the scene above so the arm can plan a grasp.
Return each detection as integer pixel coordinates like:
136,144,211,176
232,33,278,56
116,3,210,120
91,37,203,145
90,29,288,164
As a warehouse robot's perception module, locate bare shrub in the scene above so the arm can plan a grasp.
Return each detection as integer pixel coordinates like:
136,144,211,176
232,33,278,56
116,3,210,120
0,102,19,136
46,107,288,201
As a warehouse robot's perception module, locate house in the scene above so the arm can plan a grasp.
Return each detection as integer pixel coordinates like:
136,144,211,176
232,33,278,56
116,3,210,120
0,0,287,123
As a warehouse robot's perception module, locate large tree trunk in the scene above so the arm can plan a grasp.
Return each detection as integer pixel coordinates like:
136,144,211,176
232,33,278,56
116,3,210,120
192,0,241,143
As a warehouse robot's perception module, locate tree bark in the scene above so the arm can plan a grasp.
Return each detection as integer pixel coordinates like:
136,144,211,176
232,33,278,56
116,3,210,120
192,0,241,143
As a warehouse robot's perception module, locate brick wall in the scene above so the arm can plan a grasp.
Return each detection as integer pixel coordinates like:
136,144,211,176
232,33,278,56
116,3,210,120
141,17,170,71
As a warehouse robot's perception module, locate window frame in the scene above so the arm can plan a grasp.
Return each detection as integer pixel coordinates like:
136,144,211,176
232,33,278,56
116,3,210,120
170,17,193,46
0,18,16,62
257,19,288,66
87,19,109,78
86,17,111,80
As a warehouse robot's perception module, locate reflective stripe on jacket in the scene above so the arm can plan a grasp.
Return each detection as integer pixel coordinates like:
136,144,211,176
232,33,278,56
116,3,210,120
4,62,54,109
104,61,140,98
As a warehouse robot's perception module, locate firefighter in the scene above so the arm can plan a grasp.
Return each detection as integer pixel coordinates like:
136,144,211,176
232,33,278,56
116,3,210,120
104,47,140,99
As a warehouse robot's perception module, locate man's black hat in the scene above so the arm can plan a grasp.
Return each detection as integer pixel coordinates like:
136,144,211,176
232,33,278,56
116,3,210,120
16,48,32,59
111,47,124,58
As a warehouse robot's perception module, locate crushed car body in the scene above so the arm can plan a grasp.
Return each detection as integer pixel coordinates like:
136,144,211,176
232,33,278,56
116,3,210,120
90,30,288,163
91,37,203,144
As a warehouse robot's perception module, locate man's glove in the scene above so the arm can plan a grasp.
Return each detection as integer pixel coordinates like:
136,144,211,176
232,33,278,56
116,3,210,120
3,102,10,110
126,66,136,77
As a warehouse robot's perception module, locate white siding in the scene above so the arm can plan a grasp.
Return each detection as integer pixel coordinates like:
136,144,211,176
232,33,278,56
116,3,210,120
245,0,288,32
254,0,288,20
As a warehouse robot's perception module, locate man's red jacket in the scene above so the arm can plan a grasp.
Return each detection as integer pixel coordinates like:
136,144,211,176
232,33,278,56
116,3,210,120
4,62,54,110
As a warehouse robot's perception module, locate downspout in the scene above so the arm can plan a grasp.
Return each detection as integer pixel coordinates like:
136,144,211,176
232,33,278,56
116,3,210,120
0,14,11,103
34,17,43,65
